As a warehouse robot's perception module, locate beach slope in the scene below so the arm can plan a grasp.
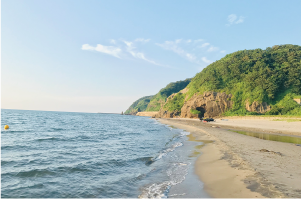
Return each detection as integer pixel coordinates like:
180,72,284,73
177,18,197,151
157,118,301,198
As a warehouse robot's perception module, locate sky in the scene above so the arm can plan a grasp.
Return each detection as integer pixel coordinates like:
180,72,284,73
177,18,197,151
2,0,301,113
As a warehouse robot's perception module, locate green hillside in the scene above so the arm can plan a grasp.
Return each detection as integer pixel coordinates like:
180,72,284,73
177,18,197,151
124,95,154,115
145,78,192,111
164,44,301,116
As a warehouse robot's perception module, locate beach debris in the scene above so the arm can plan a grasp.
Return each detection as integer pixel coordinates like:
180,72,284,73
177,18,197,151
211,126,220,128
259,149,283,156
296,144,301,147
4,125,9,130
221,119,228,121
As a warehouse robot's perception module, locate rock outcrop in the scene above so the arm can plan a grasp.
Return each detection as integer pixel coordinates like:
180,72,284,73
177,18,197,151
154,91,273,119
245,101,271,113
180,92,233,118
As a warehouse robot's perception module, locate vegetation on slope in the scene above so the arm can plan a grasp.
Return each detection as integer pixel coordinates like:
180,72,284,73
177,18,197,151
163,93,185,112
164,44,301,116
145,78,191,111
124,95,154,115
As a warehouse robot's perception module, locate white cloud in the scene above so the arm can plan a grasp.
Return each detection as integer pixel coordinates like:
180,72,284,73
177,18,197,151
83,38,220,68
235,16,245,24
175,39,182,44
156,40,197,62
124,40,168,67
82,44,95,51
82,44,122,58
82,38,166,67
194,39,203,43
110,39,116,44
156,39,220,66
207,46,219,52
200,43,210,48
228,14,237,24
220,50,226,53
202,57,212,64
134,38,150,43
227,14,244,26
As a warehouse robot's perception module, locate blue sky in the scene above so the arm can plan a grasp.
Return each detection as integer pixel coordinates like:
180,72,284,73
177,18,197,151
2,0,301,113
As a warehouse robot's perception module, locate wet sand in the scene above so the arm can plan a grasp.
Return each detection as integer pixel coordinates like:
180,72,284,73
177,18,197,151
156,118,301,198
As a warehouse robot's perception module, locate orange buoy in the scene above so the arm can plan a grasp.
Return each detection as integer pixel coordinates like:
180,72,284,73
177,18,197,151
4,125,9,130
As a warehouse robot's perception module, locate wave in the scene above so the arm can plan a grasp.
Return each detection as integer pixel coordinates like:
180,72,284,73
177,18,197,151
35,137,59,141
15,168,56,178
154,142,183,161
94,156,156,169
0,160,13,166
139,162,190,198
50,127,65,131
134,157,155,166
1,130,26,133
56,165,91,173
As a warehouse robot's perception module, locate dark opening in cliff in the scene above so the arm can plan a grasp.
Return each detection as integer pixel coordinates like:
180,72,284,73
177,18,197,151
196,106,205,118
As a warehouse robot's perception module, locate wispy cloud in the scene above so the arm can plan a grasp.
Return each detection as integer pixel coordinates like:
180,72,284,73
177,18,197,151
134,38,150,43
200,43,210,48
124,39,167,67
82,44,122,58
83,38,224,69
156,40,197,62
156,39,217,65
110,39,116,44
194,39,203,43
226,14,245,26
82,38,167,67
207,46,219,52
202,57,212,64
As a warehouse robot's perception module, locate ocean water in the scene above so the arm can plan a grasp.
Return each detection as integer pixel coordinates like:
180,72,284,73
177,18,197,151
1,109,208,198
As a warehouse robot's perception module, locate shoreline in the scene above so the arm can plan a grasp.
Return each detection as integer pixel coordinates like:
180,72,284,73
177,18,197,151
156,118,301,198
162,117,301,136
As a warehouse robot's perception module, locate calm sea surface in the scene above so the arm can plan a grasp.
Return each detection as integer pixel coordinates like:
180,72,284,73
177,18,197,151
1,109,207,198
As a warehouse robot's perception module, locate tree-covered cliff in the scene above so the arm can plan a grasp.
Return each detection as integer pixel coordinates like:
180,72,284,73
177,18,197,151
145,78,192,111
124,78,192,115
163,44,301,116
124,95,154,115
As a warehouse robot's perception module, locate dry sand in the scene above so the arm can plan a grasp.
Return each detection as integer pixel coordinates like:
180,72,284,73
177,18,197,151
157,118,301,198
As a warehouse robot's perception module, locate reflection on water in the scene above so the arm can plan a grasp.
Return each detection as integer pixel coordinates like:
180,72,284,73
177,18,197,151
232,131,301,144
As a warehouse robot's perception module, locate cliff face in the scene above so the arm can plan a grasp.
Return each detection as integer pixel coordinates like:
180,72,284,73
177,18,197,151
154,91,274,118
245,101,271,113
154,91,233,118
181,92,233,118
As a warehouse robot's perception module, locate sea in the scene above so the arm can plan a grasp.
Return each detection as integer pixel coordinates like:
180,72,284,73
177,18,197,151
1,109,209,198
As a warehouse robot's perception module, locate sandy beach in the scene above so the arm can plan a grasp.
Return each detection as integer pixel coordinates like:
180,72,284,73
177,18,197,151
156,118,301,198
